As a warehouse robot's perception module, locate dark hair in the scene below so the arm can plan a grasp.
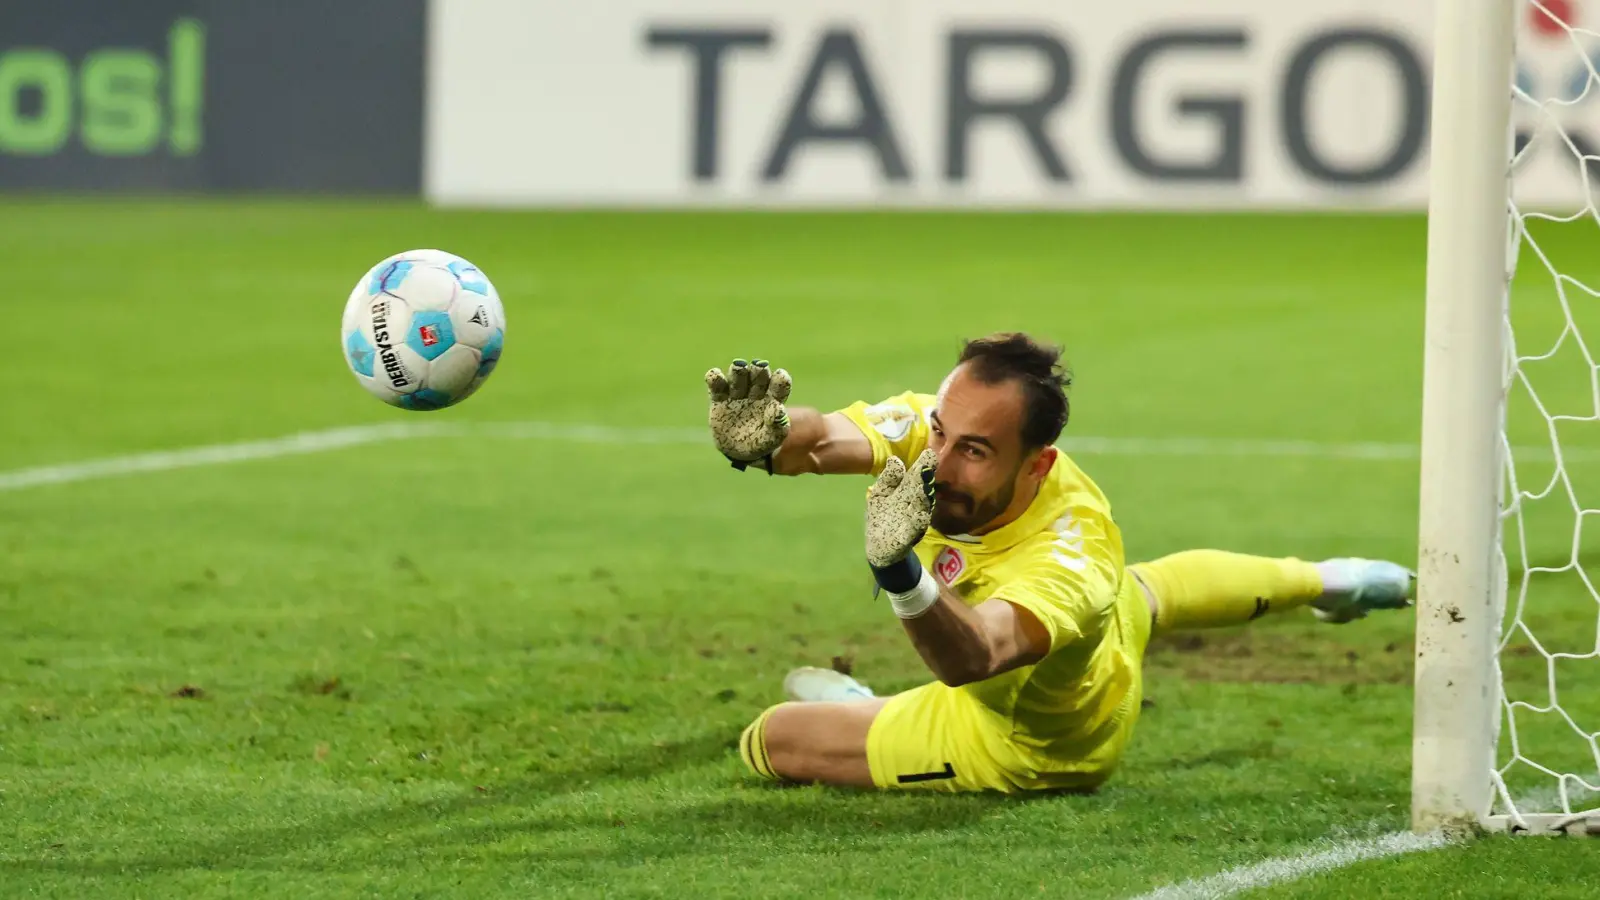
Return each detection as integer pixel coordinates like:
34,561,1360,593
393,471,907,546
957,332,1072,449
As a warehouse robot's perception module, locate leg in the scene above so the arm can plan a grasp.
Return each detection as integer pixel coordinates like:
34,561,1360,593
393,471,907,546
739,699,888,788
1129,550,1413,636
736,666,881,786
745,581,1155,794
739,681,1026,793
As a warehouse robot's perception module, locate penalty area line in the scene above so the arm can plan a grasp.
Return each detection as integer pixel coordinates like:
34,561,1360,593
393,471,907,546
0,420,1591,494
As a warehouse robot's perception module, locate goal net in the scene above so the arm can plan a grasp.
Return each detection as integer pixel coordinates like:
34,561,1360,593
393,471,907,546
1494,0,1600,835
1415,0,1600,837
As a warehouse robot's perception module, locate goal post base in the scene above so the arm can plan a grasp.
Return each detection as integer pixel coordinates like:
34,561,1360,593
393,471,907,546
1487,814,1600,837
1411,813,1490,841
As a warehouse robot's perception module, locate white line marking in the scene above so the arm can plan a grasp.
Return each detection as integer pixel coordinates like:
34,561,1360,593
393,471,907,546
1061,436,1419,460
0,421,1593,494
1129,831,1452,900
0,424,441,492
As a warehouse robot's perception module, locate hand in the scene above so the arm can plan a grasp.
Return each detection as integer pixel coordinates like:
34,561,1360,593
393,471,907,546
706,359,793,471
865,448,937,568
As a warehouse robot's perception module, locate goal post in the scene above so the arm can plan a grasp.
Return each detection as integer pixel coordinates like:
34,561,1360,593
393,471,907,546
1413,0,1518,836
1415,0,1600,838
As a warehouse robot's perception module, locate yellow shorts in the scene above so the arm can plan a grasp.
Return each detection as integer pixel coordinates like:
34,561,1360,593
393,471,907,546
865,574,1153,794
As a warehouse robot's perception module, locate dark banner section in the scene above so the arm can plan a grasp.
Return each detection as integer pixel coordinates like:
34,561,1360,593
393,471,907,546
0,0,424,192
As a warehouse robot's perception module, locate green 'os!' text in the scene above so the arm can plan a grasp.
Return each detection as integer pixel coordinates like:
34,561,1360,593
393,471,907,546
0,18,204,158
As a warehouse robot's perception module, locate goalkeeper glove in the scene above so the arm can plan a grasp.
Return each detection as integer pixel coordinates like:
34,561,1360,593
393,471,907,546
865,449,941,618
706,358,792,473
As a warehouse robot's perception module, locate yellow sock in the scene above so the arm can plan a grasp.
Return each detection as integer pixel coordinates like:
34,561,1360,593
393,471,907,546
738,704,784,782
1131,550,1324,636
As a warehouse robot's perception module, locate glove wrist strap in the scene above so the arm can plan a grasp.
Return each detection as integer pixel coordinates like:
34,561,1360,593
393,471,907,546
869,552,922,594
726,454,774,475
870,553,939,618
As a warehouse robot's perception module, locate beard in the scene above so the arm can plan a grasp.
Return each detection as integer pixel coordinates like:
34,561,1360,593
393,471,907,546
931,478,1016,536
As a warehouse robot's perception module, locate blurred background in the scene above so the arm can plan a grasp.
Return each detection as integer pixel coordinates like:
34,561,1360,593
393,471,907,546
0,0,1582,199
0,0,1586,204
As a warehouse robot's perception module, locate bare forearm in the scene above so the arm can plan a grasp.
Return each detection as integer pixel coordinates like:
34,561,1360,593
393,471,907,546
876,561,1052,687
769,407,826,475
770,408,874,476
899,589,995,687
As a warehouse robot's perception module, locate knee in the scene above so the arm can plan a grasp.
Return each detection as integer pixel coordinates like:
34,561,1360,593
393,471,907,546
737,700,881,788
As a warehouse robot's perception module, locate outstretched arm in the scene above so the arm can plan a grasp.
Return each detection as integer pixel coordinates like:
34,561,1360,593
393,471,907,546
770,408,874,476
706,359,873,476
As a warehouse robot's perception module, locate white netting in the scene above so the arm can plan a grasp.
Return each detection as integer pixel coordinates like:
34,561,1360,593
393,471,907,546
1494,0,1600,833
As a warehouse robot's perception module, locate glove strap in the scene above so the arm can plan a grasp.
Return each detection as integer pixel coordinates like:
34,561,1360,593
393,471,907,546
869,554,940,619
726,454,774,475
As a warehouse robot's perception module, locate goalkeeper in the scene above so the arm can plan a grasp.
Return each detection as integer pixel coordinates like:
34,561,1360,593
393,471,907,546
707,332,1413,794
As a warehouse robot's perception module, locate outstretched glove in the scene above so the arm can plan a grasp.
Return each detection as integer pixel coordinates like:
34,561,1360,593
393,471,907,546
865,448,940,617
706,359,792,473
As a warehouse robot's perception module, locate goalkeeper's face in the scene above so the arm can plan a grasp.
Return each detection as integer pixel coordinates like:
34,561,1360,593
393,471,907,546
927,366,1053,536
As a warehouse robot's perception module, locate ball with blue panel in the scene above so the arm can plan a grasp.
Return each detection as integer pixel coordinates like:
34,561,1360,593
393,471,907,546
339,249,507,410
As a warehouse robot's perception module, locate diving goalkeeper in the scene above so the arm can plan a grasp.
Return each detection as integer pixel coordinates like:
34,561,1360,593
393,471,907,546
706,332,1413,794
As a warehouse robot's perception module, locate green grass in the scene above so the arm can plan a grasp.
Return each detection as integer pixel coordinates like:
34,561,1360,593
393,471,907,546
1,202,1597,898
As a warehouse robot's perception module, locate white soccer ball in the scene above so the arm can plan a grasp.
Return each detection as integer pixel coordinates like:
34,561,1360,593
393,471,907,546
340,249,506,411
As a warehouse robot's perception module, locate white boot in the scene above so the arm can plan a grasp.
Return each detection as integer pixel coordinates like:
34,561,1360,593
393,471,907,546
1310,558,1416,624
782,666,876,702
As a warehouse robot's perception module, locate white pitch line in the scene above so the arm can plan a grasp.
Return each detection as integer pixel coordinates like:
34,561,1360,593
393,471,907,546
1128,830,1452,900
0,421,1594,494
1059,435,1420,460
0,423,444,492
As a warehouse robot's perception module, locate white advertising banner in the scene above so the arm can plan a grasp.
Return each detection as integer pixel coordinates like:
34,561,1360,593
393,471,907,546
426,0,1600,208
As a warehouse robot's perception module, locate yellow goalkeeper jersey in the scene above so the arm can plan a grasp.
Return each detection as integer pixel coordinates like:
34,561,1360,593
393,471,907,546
839,391,1143,769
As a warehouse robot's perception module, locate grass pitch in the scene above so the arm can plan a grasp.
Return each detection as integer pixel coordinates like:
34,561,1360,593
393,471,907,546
2,202,1597,897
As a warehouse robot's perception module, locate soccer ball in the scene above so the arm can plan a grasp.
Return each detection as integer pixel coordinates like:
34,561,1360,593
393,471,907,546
340,249,506,411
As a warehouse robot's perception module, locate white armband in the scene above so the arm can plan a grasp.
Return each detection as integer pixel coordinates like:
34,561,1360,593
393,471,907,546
887,567,940,619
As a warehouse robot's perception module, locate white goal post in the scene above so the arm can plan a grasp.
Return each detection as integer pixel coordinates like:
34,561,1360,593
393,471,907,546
1414,0,1600,837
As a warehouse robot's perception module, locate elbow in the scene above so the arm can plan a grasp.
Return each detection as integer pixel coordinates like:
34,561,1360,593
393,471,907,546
936,670,979,688
933,654,995,688
932,639,1035,688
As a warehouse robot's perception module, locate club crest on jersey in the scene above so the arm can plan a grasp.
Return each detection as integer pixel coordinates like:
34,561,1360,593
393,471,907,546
864,403,917,441
934,547,966,584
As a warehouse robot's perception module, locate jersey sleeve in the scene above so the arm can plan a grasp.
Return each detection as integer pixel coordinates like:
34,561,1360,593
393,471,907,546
834,391,938,476
991,542,1120,654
